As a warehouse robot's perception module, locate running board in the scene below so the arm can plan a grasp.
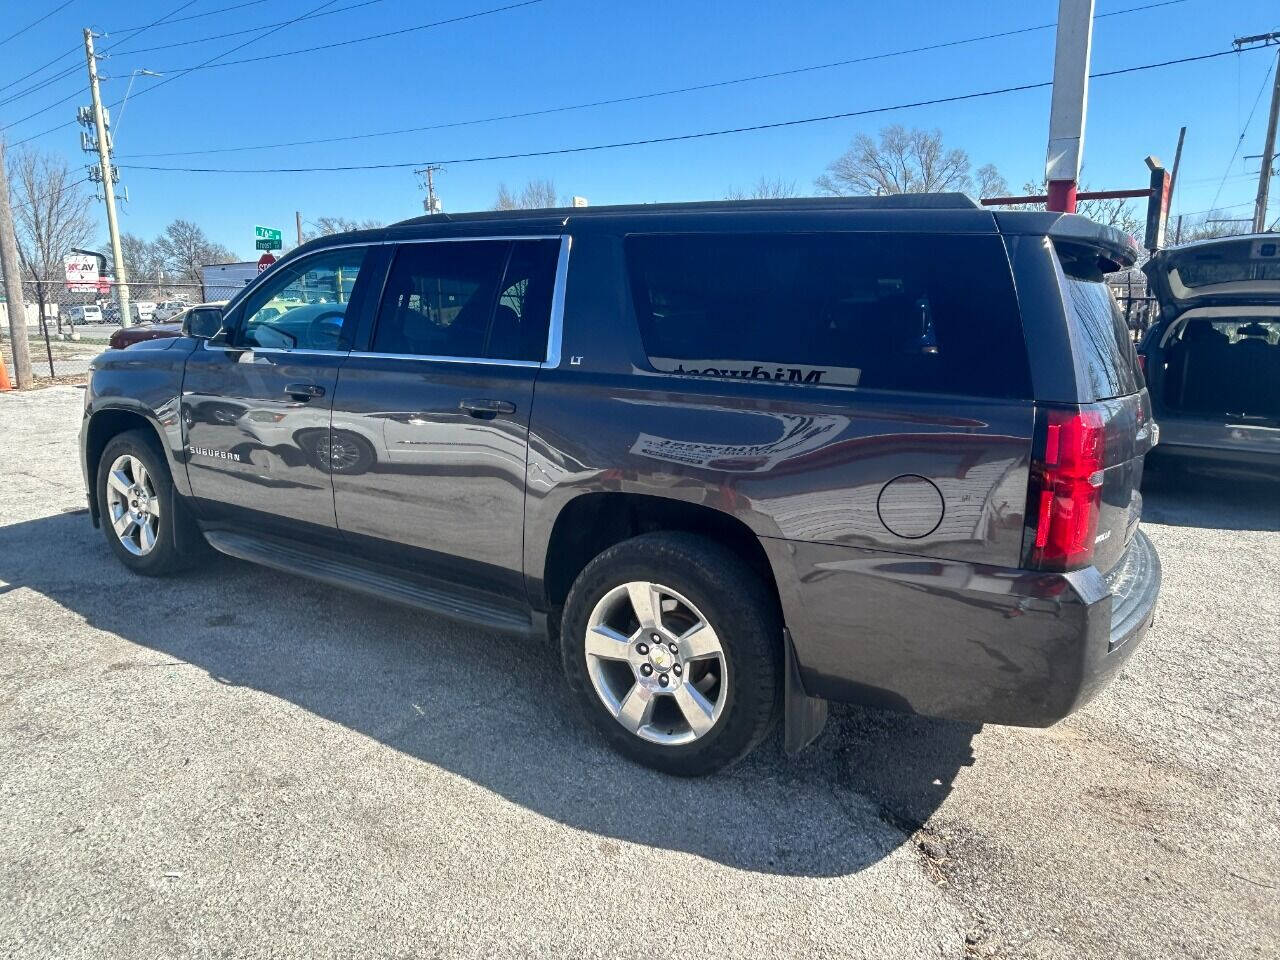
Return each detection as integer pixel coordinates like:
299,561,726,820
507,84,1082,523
202,529,537,636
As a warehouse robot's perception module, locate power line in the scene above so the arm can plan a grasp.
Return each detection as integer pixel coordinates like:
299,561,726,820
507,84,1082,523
0,45,80,97
113,0,391,57
107,0,269,32
0,0,76,49
5,0,547,143
1209,52,1276,210
0,0,201,118
141,0,546,74
117,0,1195,161
100,0,348,110
116,46,1262,175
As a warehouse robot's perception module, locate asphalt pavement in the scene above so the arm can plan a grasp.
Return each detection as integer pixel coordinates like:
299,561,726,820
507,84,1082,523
0,385,1276,959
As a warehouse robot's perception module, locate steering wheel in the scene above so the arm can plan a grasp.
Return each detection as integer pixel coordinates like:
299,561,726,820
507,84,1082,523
307,311,345,349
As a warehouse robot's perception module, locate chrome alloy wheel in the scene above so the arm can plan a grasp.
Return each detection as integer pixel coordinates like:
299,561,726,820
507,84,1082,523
317,435,362,472
584,581,728,746
104,454,161,556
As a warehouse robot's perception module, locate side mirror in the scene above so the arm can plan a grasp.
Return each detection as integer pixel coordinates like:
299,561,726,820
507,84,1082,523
183,308,226,340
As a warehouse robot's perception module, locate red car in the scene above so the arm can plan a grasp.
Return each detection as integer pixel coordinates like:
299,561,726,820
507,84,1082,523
107,302,225,349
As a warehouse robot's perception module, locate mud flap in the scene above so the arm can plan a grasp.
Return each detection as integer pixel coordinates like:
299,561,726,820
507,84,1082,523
783,628,827,755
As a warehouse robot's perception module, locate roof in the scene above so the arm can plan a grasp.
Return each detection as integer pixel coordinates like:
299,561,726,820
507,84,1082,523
392,193,980,228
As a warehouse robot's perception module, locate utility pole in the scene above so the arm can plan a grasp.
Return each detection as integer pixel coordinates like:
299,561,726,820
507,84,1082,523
416,164,444,214
0,139,34,388
82,29,132,328
1045,0,1096,213
295,210,303,246
1232,33,1280,232
1252,48,1280,232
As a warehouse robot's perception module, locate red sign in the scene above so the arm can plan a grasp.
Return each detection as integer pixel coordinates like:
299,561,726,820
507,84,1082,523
257,253,277,272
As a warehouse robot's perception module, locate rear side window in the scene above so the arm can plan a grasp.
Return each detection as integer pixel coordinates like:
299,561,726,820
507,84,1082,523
624,232,1031,398
1054,244,1142,400
372,239,559,361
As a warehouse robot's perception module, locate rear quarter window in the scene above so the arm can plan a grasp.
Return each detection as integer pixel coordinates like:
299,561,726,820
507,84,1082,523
624,232,1031,399
1054,244,1142,400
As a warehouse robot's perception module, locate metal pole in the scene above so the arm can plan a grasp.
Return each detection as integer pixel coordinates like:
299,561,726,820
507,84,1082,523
0,139,34,388
84,29,132,328
1253,47,1280,233
296,210,303,246
1045,0,1096,212
1169,126,1186,204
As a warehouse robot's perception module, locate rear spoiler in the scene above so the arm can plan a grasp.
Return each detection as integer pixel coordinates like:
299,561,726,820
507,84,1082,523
995,211,1141,272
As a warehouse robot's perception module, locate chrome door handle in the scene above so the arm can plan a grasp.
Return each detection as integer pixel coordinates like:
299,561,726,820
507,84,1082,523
284,382,325,400
459,398,515,416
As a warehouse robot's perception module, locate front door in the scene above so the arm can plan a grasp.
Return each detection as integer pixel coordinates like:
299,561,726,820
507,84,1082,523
182,244,377,539
330,236,564,594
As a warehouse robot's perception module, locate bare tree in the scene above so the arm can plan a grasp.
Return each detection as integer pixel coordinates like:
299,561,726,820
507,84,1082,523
493,178,559,210
975,163,1009,200
8,147,94,334
1173,211,1251,243
154,219,237,286
816,125,992,197
301,215,383,243
120,232,165,299
725,177,800,200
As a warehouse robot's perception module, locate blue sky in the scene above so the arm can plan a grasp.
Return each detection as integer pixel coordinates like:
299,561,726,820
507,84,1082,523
3,0,1278,258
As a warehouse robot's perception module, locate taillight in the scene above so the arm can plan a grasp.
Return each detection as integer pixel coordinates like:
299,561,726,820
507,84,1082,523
1136,353,1147,376
1027,408,1105,571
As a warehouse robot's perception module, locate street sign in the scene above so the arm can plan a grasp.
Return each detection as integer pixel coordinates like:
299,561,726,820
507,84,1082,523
257,253,277,272
254,225,282,251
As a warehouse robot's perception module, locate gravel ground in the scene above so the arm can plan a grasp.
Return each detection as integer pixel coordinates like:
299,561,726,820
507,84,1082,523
0,385,1276,959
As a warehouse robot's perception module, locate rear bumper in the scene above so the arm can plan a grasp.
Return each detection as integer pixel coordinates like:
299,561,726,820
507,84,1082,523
1149,416,1280,470
762,529,1160,727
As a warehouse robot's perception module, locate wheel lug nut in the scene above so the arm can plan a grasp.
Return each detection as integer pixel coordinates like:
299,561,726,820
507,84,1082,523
637,642,649,655
658,673,669,687
651,633,661,643
673,663,682,677
640,663,653,677
668,643,678,655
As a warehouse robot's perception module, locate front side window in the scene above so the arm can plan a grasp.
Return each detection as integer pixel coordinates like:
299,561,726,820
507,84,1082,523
625,232,1031,398
371,239,559,361
236,247,368,351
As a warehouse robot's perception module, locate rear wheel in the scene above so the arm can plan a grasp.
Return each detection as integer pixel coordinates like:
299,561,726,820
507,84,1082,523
561,532,781,776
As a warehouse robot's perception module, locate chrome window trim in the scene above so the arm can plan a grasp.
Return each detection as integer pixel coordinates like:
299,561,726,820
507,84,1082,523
347,233,571,369
543,234,571,369
215,234,571,368
199,341,351,358
350,352,542,368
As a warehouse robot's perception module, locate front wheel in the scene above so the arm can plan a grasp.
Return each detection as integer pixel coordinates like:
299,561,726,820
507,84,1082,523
97,430,201,576
560,532,782,776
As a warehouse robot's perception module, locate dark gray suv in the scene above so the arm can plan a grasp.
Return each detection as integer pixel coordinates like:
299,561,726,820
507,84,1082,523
80,195,1161,775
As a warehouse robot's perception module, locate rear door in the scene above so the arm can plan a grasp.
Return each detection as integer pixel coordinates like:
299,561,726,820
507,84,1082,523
181,244,379,539
330,235,565,595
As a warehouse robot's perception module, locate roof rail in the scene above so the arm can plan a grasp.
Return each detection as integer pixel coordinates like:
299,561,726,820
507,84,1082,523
394,192,979,227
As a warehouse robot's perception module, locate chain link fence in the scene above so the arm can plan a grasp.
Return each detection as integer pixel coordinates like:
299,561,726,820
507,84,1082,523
1,278,209,379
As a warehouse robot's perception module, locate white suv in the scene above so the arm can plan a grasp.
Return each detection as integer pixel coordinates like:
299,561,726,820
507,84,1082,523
152,300,188,321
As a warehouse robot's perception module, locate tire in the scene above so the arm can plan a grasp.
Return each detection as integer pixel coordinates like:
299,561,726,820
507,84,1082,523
560,531,782,776
303,429,375,476
96,429,201,576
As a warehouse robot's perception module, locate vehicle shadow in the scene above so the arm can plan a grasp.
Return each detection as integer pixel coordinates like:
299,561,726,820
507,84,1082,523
1,511,979,878
1141,463,1280,532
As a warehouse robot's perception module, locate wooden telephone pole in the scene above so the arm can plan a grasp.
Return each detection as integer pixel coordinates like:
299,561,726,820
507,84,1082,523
0,139,33,389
